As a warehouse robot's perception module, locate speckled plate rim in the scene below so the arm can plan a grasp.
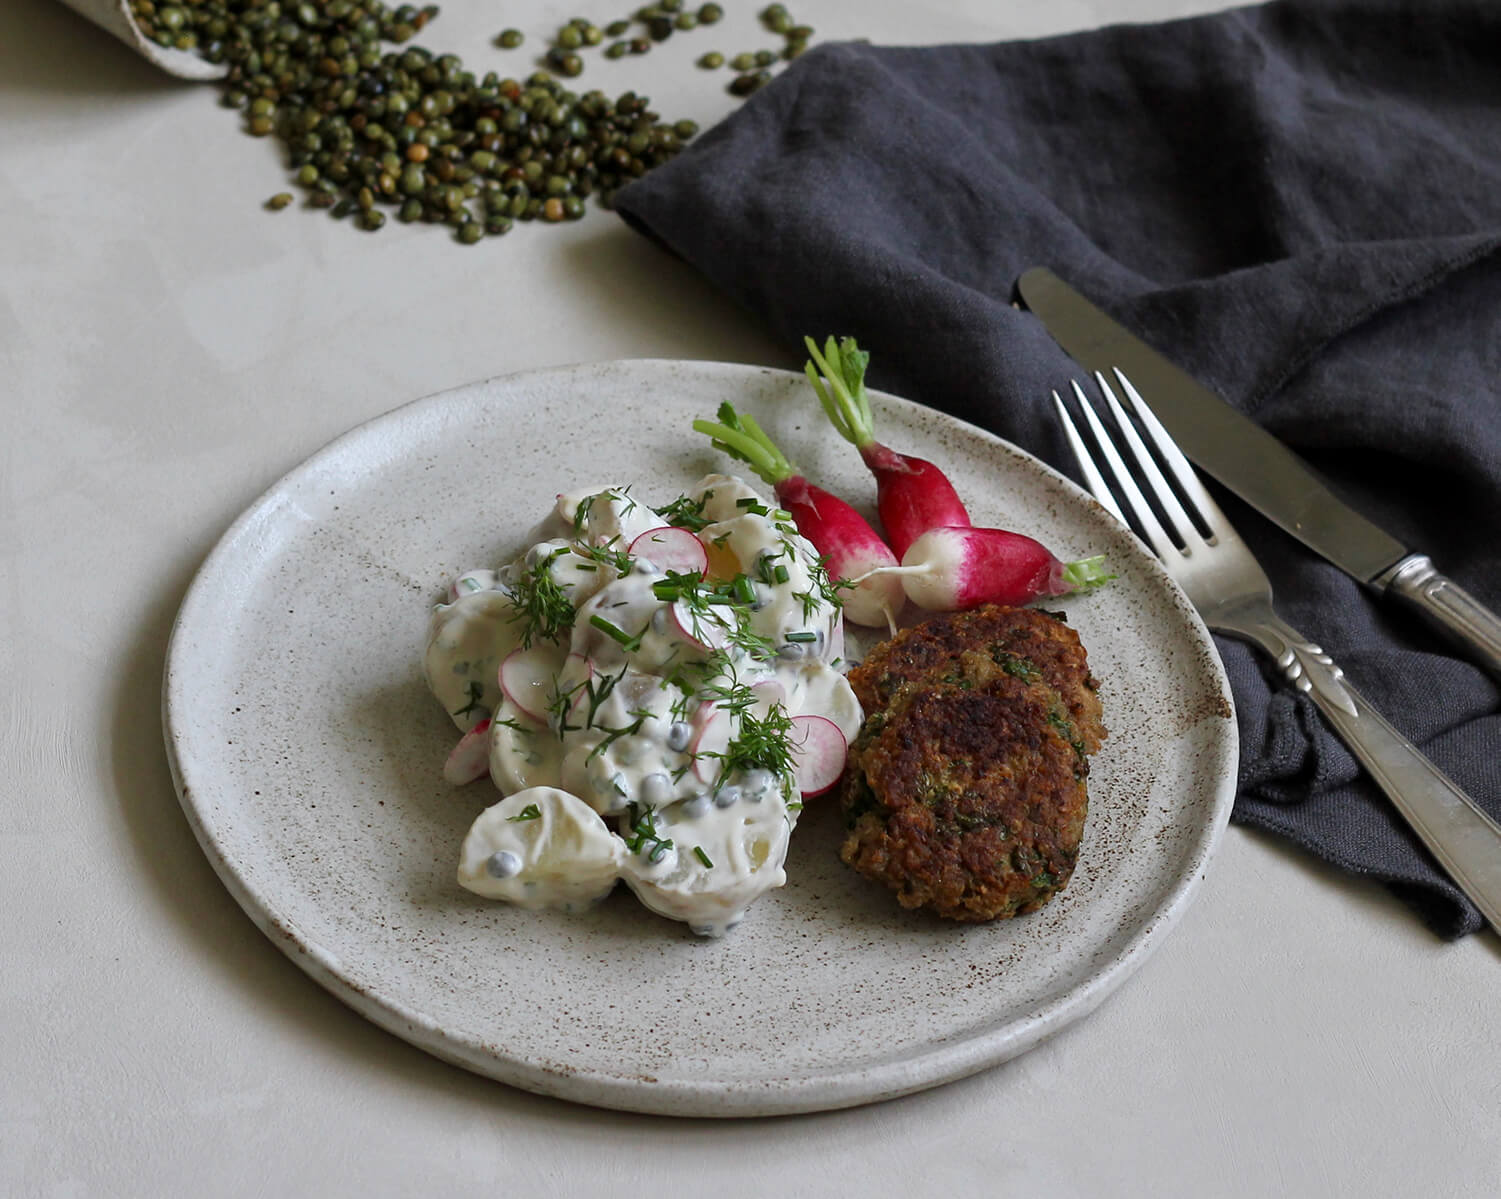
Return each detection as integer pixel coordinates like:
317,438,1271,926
162,359,1238,1117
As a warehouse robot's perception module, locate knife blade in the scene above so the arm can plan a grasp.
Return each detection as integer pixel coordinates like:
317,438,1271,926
1017,266,1501,679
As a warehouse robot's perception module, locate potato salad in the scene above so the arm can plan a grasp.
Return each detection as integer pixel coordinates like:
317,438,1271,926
424,475,862,936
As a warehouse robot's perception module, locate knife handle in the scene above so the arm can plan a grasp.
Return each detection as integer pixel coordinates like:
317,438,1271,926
1378,554,1501,680
1243,611,1501,931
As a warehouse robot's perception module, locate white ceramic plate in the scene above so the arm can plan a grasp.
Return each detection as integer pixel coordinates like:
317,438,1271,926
163,360,1237,1117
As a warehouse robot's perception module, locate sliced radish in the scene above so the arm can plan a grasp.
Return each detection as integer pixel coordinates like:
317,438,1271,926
443,718,492,785
555,652,596,721
789,714,847,797
499,645,560,723
628,526,709,575
691,702,732,782
670,600,731,653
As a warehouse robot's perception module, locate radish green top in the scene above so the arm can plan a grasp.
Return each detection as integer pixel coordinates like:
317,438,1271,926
424,476,863,937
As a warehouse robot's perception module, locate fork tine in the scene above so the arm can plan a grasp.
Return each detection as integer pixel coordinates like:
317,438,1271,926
1092,371,1208,551
1111,369,1231,537
1065,379,1180,560
1051,391,1128,526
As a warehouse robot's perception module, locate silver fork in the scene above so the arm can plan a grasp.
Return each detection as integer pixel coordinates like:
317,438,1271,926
1055,369,1501,930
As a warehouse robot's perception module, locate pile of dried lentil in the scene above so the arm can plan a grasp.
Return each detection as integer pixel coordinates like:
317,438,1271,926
123,1,814,242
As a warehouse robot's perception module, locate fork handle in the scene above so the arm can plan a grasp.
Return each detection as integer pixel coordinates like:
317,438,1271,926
1227,611,1501,931
1376,554,1501,681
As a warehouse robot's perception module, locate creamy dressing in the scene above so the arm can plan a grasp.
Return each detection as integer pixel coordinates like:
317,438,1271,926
425,476,862,936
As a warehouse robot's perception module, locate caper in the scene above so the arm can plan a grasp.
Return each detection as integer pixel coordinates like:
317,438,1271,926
456,219,483,244
605,19,630,36
674,12,698,30
698,50,724,68
266,192,294,210
605,40,629,59
754,49,776,67
698,3,724,23
729,52,756,71
497,29,523,49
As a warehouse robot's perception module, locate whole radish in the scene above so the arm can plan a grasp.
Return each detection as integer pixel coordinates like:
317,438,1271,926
898,526,1112,611
804,335,970,558
692,403,905,629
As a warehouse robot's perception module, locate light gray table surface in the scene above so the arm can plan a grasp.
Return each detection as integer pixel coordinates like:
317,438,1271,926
4,1,1498,1195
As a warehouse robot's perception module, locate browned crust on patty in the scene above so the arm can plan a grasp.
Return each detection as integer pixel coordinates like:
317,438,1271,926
839,605,1103,923
848,605,1105,754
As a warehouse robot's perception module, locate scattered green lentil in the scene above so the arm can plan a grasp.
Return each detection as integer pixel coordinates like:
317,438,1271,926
123,0,817,242
729,51,756,71
729,69,771,95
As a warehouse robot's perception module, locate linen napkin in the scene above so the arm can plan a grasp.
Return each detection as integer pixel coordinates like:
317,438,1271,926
616,0,1501,937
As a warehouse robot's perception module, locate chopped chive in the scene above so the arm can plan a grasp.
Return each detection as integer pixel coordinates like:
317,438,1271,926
589,615,634,646
785,631,816,643
507,803,542,822
773,564,789,584
732,575,755,604
693,846,714,868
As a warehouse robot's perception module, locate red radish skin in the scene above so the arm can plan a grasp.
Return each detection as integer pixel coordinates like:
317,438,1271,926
899,526,1112,610
789,714,848,797
443,718,492,785
858,443,970,560
692,402,904,629
804,335,972,558
771,475,904,628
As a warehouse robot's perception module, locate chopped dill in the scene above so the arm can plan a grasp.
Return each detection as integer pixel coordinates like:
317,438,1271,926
624,804,674,862
652,493,711,532
507,803,542,822
508,547,575,647
450,680,487,719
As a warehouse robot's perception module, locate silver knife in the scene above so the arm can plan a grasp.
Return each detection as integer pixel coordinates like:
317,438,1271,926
1017,266,1501,679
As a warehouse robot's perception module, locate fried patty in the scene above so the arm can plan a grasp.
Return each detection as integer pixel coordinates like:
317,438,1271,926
848,605,1105,753
839,606,1104,922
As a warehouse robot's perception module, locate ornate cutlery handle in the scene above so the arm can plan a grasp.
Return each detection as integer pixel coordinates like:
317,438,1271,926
1379,554,1501,681
1230,610,1501,931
